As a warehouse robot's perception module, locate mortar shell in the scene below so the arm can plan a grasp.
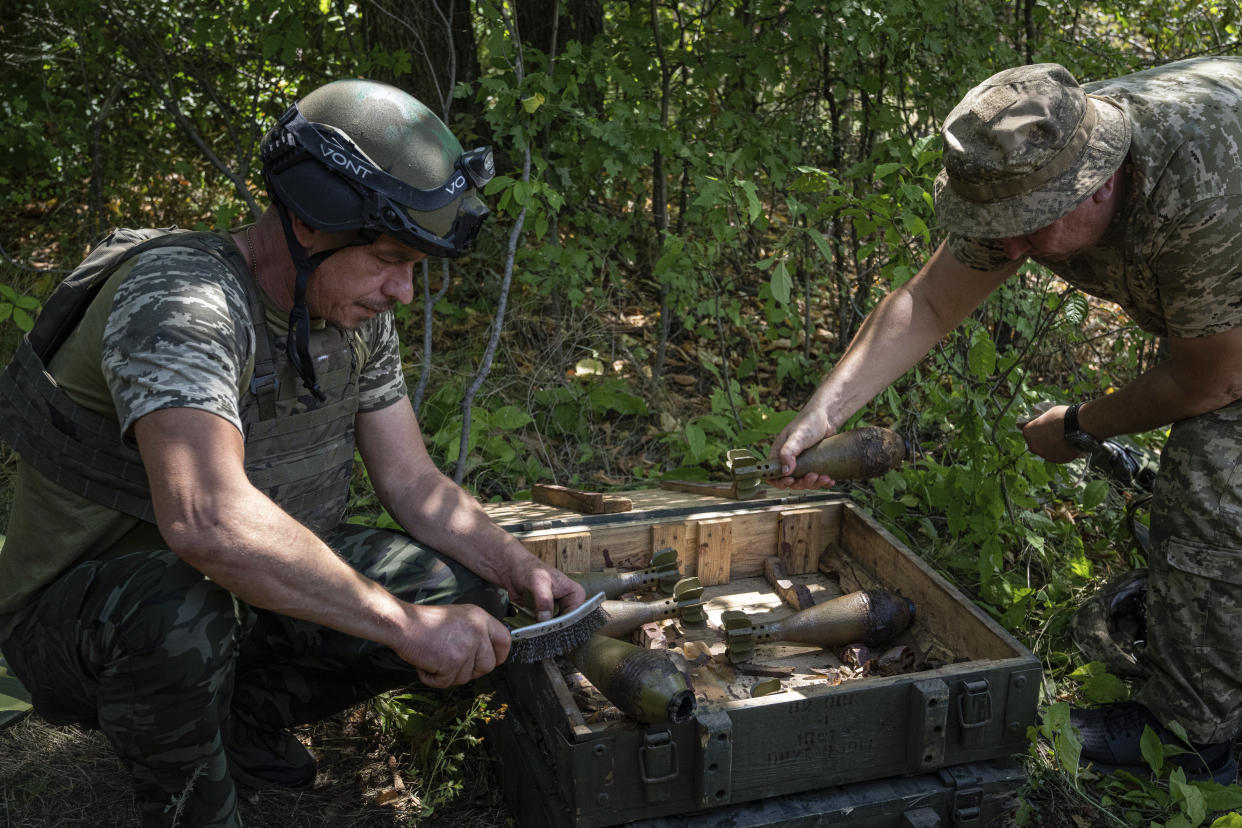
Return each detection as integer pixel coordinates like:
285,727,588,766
568,550,680,598
597,598,680,638
788,427,906,480
754,589,914,649
596,577,705,638
569,635,696,724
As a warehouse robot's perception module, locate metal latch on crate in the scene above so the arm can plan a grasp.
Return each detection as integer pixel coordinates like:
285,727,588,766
640,728,678,802
957,680,993,748
937,765,985,827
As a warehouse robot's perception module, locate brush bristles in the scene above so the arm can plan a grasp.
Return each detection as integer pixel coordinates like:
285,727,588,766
508,606,609,664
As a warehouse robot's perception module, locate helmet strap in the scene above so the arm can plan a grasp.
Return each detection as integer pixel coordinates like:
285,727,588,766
275,205,332,402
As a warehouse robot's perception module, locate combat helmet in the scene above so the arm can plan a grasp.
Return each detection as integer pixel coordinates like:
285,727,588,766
259,79,493,398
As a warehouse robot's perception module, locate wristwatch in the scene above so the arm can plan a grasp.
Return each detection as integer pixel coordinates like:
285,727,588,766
1063,403,1099,452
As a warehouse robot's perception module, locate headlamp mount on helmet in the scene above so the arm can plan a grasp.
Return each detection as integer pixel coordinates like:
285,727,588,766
261,103,494,259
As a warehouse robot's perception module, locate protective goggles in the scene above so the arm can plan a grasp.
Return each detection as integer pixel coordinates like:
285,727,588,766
264,104,494,257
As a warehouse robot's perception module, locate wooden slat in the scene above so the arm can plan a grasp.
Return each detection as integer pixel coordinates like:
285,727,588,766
839,504,1017,660
777,508,821,574
491,491,847,577
522,530,591,572
695,517,733,586
531,483,632,514
651,521,690,574
763,555,815,610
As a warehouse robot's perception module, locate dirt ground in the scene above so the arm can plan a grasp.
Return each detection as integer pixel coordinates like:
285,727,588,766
0,707,511,828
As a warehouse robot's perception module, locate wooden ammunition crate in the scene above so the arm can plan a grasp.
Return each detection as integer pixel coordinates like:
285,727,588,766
484,491,1040,827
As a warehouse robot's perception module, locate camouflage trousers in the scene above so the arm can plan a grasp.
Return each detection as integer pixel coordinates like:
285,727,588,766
1136,396,1242,744
0,523,503,828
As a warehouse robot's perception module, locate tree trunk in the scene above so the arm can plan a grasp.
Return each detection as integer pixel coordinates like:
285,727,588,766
515,0,603,55
360,0,481,123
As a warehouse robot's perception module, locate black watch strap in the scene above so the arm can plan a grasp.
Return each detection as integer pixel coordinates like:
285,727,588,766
1063,402,1098,451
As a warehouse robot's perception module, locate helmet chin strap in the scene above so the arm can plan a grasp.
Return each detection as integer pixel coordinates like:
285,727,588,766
275,205,336,402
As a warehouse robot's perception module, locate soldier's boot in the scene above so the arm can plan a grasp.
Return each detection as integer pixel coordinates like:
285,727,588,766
226,715,317,791
1072,702,1238,784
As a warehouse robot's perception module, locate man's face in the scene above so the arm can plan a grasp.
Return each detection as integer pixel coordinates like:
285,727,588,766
998,173,1121,262
306,235,427,329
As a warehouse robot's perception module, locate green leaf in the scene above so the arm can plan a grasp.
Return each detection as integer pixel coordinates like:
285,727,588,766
1068,553,1092,579
874,162,902,178
739,180,762,222
489,405,533,431
521,92,546,113
575,357,605,376
967,333,996,379
1082,479,1109,511
588,383,648,416
1171,779,1206,826
685,422,706,460
1208,809,1242,826
1140,725,1165,774
1081,670,1128,704
484,175,515,195
803,229,832,264
770,260,792,304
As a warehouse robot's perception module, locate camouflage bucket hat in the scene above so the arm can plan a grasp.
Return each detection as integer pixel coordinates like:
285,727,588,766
933,63,1131,239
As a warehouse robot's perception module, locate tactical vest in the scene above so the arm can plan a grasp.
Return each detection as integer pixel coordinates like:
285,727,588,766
0,228,359,536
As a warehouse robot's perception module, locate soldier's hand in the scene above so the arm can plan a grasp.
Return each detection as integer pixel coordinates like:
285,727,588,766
1021,405,1082,463
396,603,511,687
769,410,838,490
506,554,586,621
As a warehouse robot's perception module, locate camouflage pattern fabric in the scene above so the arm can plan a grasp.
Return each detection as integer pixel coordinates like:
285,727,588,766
934,63,1131,239
0,239,407,637
949,56,1242,339
945,58,1242,742
99,244,406,441
1136,398,1242,744
0,523,500,827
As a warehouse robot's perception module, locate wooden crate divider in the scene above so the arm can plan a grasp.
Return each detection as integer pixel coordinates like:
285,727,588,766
778,508,822,575
695,517,733,586
522,530,592,573
651,521,690,574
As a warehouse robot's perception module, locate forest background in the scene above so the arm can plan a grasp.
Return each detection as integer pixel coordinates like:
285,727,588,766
3,0,1242,826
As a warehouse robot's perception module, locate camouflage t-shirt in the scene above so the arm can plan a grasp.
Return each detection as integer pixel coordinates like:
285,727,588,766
948,56,1242,338
0,239,409,638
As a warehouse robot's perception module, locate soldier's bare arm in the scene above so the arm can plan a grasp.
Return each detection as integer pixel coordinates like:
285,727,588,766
134,406,509,686
1023,324,1242,461
771,242,1020,487
355,398,585,620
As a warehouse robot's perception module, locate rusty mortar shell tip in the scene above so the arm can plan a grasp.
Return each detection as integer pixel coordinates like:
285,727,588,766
569,635,696,724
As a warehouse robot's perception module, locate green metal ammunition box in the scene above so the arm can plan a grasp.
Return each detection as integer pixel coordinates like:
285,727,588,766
489,705,1025,827
485,492,1040,826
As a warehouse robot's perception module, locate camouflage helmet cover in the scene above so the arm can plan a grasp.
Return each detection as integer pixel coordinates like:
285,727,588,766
261,79,493,258
933,63,1131,239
